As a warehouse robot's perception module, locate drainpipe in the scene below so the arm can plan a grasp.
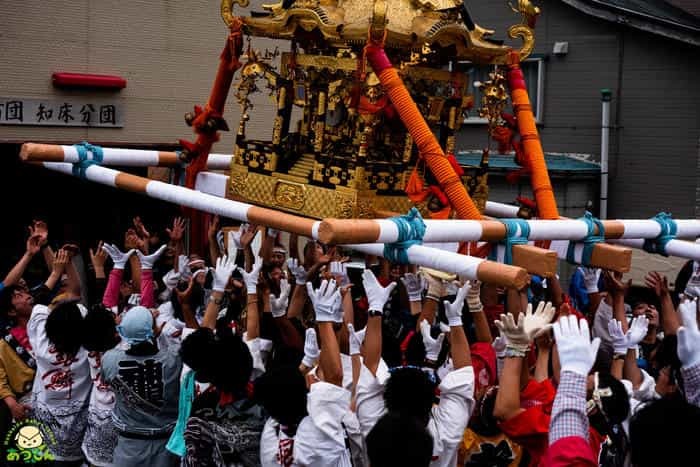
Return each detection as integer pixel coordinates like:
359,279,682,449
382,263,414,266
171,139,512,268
600,89,612,219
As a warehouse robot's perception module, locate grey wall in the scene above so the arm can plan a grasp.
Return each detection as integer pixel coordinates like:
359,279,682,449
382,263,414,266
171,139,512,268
458,1,700,218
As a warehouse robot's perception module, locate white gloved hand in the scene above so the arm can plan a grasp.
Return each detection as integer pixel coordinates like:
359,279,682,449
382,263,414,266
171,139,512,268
553,315,601,376
443,282,469,327
582,267,602,294
136,244,167,270
523,301,555,338
238,257,263,295
287,258,307,285
607,319,628,355
362,269,397,313
677,298,700,368
439,322,451,334
302,328,320,368
270,279,291,318
420,319,445,361
212,254,237,293
306,279,342,322
267,227,279,238
494,313,531,353
176,255,191,279
467,280,483,313
492,331,508,358
102,243,136,270
330,261,349,286
400,273,424,302
627,315,650,349
347,323,366,356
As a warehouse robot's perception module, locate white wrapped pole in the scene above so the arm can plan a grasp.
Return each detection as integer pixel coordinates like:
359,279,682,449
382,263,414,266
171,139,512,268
20,142,232,170
31,161,528,288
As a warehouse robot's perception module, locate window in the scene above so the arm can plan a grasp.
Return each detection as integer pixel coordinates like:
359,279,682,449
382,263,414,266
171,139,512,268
457,56,545,123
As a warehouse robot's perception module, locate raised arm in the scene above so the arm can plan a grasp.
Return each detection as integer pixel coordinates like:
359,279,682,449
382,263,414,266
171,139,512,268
547,315,600,466
207,215,222,265
307,279,344,386
444,282,472,369
468,280,493,343
417,273,443,329
101,244,135,308
645,271,680,335
609,315,648,386
677,298,700,407
2,233,42,287
493,302,555,421
137,245,167,309
361,269,396,376
239,257,263,339
400,272,423,317
200,254,237,330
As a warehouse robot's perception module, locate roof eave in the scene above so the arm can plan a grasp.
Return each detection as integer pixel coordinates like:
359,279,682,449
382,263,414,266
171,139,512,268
561,0,700,47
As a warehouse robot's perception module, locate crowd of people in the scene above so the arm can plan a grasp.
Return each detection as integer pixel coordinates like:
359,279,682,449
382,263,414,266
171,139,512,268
1,216,699,467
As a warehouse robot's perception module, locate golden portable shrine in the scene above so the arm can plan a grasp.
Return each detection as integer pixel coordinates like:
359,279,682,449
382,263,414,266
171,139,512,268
221,0,540,219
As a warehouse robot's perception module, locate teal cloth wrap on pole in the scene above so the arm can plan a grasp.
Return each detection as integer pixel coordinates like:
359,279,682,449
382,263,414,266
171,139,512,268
566,211,605,266
72,141,104,179
643,212,677,257
166,370,195,457
489,219,531,265
383,208,426,264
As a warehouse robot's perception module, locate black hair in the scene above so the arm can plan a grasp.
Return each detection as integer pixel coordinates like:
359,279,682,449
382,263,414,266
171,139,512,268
367,413,433,467
181,327,253,396
82,305,120,353
0,285,22,319
384,366,435,426
589,373,630,467
45,300,84,357
469,386,500,437
403,331,427,367
629,397,700,467
254,366,308,427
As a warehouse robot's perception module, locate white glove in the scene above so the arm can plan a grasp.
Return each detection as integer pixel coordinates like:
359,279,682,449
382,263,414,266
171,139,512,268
627,315,650,349
102,243,136,269
306,279,343,322
267,227,279,238
177,255,191,279
492,331,508,358
330,261,349,286
347,323,366,356
302,328,320,368
228,225,246,255
553,315,601,376
136,244,167,270
439,322,450,334
494,313,531,353
677,298,700,368
400,273,424,302
287,258,307,285
420,319,445,361
270,279,291,318
362,270,397,313
684,261,700,298
582,267,601,294
443,282,469,327
467,280,483,313
523,301,555,338
607,319,628,355
212,255,237,293
238,257,263,295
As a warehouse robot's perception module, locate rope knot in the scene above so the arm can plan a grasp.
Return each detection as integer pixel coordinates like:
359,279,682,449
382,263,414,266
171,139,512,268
643,212,677,257
489,219,531,265
567,211,605,265
383,208,426,264
72,141,103,179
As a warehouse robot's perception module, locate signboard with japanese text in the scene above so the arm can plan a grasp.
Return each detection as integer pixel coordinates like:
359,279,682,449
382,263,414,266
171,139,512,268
0,98,123,128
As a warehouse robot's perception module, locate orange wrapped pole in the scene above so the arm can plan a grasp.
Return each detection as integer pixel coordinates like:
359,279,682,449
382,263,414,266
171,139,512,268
364,45,483,220
506,52,559,219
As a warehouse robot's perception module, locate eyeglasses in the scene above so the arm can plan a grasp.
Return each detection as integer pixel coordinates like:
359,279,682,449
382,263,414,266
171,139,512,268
388,365,438,386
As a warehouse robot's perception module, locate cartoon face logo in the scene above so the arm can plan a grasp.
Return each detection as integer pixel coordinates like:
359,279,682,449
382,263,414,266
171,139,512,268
15,426,43,449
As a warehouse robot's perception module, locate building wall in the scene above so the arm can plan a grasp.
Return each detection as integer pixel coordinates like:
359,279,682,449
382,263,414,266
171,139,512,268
459,1,700,219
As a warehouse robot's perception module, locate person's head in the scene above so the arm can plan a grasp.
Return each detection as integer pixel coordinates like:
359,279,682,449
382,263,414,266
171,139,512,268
629,397,700,466
0,284,34,325
630,289,660,329
303,240,324,266
254,366,308,426
469,385,500,437
384,366,436,426
120,279,135,300
367,413,433,467
46,300,85,357
586,372,630,433
117,306,154,346
82,305,120,352
271,247,287,268
181,327,252,396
